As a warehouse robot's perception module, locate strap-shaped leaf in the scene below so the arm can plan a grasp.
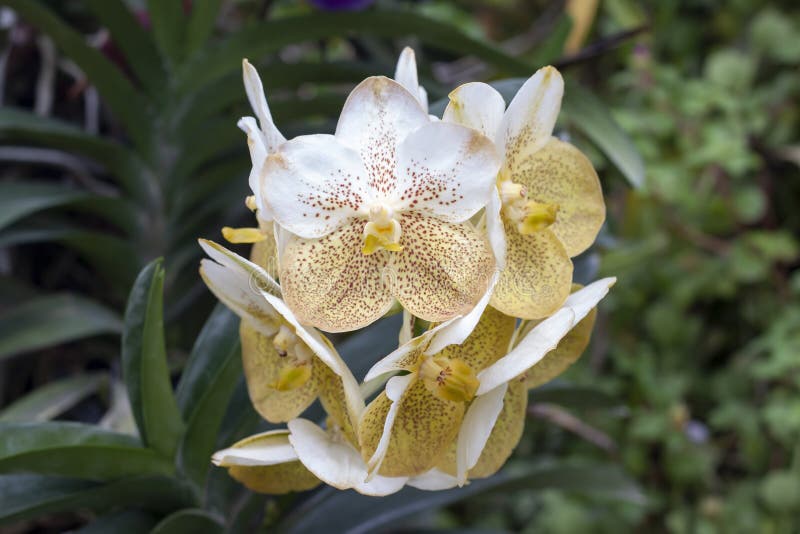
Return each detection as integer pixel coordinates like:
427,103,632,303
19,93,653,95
0,228,141,289
185,0,222,55
122,260,185,458
0,182,90,232
562,84,645,189
0,109,153,200
0,474,192,525
0,373,107,422
0,422,173,479
175,10,532,92
2,0,151,149
151,509,224,534
0,294,121,361
175,305,243,487
83,0,166,96
72,510,158,534
147,0,186,67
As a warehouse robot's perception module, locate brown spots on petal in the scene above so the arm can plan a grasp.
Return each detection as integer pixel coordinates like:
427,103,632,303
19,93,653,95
280,219,394,332
491,224,572,320
390,213,495,322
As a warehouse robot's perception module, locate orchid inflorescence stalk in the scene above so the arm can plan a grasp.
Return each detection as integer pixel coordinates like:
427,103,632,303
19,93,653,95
200,48,614,496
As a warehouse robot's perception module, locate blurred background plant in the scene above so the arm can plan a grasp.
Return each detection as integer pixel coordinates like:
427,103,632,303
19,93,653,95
0,0,797,533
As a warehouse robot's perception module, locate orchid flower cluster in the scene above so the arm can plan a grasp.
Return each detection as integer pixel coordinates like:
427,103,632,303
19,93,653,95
200,48,614,496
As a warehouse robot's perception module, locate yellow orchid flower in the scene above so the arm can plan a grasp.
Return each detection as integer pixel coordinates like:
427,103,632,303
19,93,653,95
261,75,502,333
361,278,615,483
444,67,606,320
198,239,363,425
212,347,459,496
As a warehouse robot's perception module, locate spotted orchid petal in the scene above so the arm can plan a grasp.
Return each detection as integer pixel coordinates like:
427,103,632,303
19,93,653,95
499,66,564,169
491,224,573,320
478,277,616,395
199,240,364,423
439,378,527,482
392,121,500,222
240,321,324,422
358,376,466,477
262,134,373,239
390,213,495,323
510,137,605,257
335,77,429,194
279,221,394,333
443,82,506,140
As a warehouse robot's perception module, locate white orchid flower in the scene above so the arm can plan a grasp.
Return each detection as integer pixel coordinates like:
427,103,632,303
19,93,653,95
262,75,502,333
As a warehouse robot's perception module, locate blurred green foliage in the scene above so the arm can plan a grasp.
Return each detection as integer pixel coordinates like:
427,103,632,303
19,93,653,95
0,0,798,532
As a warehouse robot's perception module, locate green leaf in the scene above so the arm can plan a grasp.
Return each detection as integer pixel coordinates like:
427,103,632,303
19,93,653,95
281,462,643,533
2,0,151,149
122,260,185,458
0,109,153,200
185,0,222,54
83,0,166,96
147,0,186,67
0,474,192,525
0,182,90,231
73,510,158,534
0,373,107,422
561,84,645,189
151,509,224,534
0,227,141,289
175,10,532,92
176,305,242,488
0,294,121,361
0,422,173,479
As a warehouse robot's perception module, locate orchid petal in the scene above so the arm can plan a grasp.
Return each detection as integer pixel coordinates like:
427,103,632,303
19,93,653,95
359,377,465,477
407,468,460,491
525,300,597,389
198,239,280,335
512,137,605,257
490,225,572,320
263,134,372,239
432,306,516,371
242,59,285,153
478,277,616,394
287,418,407,496
261,287,366,422
499,66,563,169
365,374,415,476
391,213,495,323
279,220,394,333
424,190,507,355
393,121,500,223
240,322,323,422
455,382,507,484
237,116,272,220
443,82,505,140
212,430,320,494
335,76,429,197
393,47,427,109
